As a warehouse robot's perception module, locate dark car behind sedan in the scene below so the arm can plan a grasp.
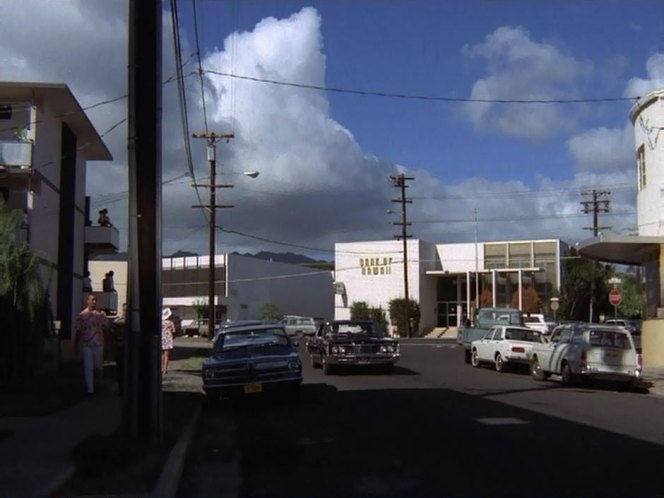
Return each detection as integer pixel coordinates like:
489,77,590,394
202,324,302,403
306,320,399,375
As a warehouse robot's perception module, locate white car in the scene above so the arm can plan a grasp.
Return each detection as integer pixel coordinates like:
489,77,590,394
529,323,642,385
470,325,545,372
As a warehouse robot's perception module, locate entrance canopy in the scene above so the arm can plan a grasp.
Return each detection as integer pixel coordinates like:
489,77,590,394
577,235,663,265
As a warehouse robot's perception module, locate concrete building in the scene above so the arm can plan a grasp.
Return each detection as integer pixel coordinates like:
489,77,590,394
335,238,566,335
579,88,664,366
90,253,334,324
0,82,116,348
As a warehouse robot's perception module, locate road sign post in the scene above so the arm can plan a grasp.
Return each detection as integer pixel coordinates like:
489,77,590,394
608,288,622,317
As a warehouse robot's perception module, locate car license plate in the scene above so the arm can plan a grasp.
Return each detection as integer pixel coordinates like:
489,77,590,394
243,383,262,394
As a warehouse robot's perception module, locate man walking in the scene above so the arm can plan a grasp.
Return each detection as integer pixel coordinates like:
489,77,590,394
75,293,109,394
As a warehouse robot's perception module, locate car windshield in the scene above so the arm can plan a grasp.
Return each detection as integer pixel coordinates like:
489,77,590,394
215,327,290,352
523,316,540,323
588,330,631,349
332,323,376,335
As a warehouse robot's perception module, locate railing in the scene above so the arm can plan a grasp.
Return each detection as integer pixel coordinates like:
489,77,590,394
0,140,32,168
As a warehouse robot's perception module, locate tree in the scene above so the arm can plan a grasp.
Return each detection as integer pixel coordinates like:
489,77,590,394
511,286,542,313
558,246,614,322
0,210,50,380
260,303,283,322
388,298,421,337
369,306,388,334
350,301,370,320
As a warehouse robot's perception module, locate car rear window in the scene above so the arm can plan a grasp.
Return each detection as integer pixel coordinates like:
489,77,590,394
505,328,538,341
588,330,631,349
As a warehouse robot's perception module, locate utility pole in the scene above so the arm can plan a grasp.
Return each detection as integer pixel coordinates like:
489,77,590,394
126,0,162,443
580,189,611,323
390,174,414,338
192,132,234,339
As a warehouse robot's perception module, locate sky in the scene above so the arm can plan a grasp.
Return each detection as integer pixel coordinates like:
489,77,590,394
2,0,664,261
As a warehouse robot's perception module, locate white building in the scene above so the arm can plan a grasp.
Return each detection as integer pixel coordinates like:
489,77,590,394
335,238,566,335
91,252,334,324
0,82,116,350
580,88,664,366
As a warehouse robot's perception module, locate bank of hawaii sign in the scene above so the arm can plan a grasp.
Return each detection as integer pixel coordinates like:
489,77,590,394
360,257,393,276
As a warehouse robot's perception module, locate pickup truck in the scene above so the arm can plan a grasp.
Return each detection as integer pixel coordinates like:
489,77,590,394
457,307,524,363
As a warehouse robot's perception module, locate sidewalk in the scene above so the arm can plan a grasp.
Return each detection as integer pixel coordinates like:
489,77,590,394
0,342,207,498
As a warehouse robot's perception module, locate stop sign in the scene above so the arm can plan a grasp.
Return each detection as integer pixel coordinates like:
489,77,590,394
609,288,622,306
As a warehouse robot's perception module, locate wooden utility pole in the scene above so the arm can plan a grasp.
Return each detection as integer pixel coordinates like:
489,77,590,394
126,0,162,443
192,132,234,339
391,174,414,338
580,189,611,323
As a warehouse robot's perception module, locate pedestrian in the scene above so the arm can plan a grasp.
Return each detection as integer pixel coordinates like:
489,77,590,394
75,293,110,395
161,307,175,375
82,270,92,292
102,270,116,293
98,208,112,227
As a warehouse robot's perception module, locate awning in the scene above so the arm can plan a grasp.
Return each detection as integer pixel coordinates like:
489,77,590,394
577,235,663,265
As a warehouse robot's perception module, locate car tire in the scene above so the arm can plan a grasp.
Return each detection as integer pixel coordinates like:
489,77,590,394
561,362,575,385
464,349,472,364
310,354,321,369
530,356,548,381
470,349,481,368
495,353,506,373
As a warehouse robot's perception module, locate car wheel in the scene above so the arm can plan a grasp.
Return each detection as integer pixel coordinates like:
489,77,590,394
530,356,548,381
464,349,472,364
561,362,575,385
470,349,481,368
310,354,321,369
495,353,506,373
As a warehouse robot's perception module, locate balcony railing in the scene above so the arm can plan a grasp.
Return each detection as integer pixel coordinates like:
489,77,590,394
0,140,32,168
85,225,120,256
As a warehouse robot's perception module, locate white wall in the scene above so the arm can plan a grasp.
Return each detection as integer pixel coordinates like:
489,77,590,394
436,242,483,272
226,254,333,320
633,91,664,236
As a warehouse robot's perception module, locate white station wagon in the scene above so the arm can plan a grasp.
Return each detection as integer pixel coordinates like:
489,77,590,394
470,325,545,372
529,323,642,385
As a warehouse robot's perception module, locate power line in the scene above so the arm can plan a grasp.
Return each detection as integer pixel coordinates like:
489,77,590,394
204,69,641,105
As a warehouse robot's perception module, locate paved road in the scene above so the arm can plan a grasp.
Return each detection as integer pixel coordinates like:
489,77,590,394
178,340,664,498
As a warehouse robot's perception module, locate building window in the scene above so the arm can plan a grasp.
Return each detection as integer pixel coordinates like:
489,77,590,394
637,145,646,191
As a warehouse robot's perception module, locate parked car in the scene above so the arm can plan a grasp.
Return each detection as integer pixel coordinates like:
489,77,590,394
212,320,265,341
529,323,642,385
470,325,546,372
305,320,399,374
603,318,641,335
523,313,557,335
202,323,302,403
282,315,317,337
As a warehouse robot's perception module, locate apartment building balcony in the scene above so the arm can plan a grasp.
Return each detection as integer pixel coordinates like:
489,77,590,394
85,224,120,257
0,141,32,190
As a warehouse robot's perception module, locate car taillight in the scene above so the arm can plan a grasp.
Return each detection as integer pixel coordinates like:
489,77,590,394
637,353,642,368
511,346,525,353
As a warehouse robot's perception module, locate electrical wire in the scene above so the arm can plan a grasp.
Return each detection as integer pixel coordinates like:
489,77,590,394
203,69,642,105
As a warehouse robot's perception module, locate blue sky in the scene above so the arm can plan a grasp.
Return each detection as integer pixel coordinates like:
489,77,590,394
2,1,664,259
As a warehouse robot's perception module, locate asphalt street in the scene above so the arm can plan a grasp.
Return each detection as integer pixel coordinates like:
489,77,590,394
178,339,664,498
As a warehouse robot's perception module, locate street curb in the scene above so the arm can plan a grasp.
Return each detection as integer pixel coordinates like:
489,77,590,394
151,402,202,498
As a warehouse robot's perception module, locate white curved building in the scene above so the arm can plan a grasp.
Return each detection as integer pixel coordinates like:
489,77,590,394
580,88,664,366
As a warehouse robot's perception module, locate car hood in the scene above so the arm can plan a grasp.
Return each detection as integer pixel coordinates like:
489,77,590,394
327,334,397,344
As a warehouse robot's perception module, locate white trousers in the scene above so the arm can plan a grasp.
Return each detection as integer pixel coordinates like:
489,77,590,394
81,345,104,393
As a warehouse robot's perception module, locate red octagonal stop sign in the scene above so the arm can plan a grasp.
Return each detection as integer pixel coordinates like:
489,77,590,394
609,288,622,306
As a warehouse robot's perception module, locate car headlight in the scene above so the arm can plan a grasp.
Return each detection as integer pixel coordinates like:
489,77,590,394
203,368,215,379
331,345,343,354
288,359,302,371
380,344,395,354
